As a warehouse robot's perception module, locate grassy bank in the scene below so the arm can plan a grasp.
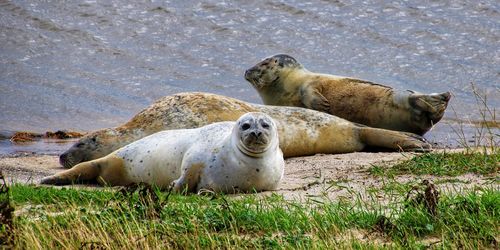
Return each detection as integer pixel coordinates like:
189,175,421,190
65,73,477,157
7,187,500,249
369,150,499,177
1,151,498,249
4,185,499,248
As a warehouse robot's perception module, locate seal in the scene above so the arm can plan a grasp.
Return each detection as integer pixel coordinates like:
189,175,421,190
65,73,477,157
244,54,451,135
42,112,285,193
59,92,431,169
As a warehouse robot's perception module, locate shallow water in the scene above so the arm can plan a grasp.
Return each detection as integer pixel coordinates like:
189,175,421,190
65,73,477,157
0,0,498,154
0,138,78,156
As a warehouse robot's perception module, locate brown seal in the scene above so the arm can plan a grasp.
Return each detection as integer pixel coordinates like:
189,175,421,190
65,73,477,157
245,54,451,135
59,92,431,168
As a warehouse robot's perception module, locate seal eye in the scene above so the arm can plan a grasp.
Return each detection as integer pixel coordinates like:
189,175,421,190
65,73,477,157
241,123,251,131
261,122,270,129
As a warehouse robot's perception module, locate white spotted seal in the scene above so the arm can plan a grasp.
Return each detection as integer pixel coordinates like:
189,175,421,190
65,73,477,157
42,112,284,193
244,54,451,135
59,92,431,169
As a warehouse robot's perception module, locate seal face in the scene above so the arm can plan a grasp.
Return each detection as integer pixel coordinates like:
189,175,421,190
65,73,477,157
42,112,285,194
245,54,301,90
236,113,276,156
245,54,302,90
245,54,451,135
59,92,431,169
59,135,100,168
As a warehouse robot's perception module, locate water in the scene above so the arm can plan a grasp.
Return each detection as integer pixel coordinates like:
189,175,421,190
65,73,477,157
0,0,498,154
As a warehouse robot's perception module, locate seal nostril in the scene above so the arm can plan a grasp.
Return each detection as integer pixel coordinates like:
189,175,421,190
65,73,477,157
59,153,70,167
59,153,67,161
250,131,262,138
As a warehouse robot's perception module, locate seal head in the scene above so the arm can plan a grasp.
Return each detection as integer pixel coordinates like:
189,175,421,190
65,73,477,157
59,129,118,168
59,135,98,168
245,54,302,89
234,112,278,157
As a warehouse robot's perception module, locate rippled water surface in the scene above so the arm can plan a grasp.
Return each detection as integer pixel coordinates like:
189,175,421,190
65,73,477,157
0,0,498,153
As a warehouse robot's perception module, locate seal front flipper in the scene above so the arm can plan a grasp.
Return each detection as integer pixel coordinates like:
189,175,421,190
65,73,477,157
40,160,101,185
299,85,330,112
172,162,205,193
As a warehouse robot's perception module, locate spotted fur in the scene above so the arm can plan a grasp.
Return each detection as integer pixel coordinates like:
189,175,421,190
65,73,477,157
43,113,284,193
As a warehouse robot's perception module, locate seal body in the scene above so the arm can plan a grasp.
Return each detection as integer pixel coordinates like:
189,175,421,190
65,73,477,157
42,113,284,193
59,92,431,169
244,54,451,135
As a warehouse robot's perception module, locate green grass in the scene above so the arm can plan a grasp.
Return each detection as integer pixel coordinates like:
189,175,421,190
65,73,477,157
5,183,500,249
11,185,115,206
369,151,499,177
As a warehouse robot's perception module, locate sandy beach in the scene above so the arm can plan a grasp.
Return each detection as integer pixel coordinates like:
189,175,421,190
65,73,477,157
1,150,494,201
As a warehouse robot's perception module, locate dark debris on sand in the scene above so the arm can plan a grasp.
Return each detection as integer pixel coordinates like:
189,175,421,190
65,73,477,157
9,130,84,143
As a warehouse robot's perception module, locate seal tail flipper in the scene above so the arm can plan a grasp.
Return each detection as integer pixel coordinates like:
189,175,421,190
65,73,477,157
358,127,432,152
40,160,101,185
409,92,451,123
